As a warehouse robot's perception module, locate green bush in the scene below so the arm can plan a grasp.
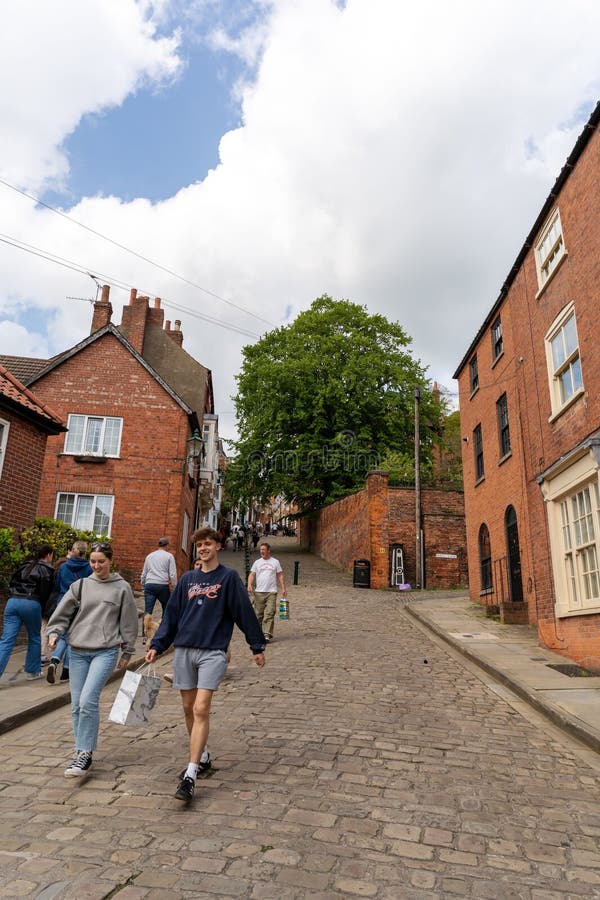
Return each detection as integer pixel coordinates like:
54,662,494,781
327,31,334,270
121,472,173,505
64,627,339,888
0,519,113,602
0,528,25,595
18,518,110,562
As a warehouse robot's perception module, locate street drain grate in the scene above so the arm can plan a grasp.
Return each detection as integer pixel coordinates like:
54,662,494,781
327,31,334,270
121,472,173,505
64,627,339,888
547,663,600,678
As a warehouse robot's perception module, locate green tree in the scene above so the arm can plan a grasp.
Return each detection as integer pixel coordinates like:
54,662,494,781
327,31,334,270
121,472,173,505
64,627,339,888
230,295,443,511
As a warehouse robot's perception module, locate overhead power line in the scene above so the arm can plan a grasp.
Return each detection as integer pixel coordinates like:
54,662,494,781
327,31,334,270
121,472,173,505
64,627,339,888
0,232,261,339
0,176,275,328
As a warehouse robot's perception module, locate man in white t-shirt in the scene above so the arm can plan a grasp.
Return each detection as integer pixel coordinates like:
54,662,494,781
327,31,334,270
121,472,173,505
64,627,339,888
247,542,287,642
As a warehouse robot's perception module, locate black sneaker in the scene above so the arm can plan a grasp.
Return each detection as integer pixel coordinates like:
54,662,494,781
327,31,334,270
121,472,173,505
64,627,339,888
174,776,195,801
60,667,70,682
64,751,92,777
46,662,57,684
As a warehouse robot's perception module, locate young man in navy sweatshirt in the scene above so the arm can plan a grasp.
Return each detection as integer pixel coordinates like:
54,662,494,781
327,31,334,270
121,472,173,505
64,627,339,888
146,527,266,802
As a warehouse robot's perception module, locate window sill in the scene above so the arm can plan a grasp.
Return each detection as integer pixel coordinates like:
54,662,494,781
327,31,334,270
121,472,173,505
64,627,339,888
556,602,600,619
73,455,109,464
491,350,504,370
535,250,568,300
474,475,485,487
548,387,585,424
469,386,479,401
498,451,512,467
479,588,494,597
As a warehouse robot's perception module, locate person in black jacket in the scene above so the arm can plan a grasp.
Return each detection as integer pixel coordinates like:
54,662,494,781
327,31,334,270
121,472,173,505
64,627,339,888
0,544,54,681
146,527,266,803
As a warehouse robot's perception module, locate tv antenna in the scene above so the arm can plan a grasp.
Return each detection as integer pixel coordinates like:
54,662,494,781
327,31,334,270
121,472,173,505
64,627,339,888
66,272,103,305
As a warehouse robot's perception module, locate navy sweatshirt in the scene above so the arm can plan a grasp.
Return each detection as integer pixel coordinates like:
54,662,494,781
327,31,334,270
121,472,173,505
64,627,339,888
150,563,266,656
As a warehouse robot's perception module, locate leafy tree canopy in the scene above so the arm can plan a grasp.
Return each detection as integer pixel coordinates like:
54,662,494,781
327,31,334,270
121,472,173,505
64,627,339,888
230,295,445,512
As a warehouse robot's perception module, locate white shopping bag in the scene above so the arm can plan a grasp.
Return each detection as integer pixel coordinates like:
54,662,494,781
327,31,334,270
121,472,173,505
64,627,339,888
108,666,161,727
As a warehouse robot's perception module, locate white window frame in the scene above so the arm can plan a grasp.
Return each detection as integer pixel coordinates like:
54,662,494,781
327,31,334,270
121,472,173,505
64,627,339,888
0,417,9,479
544,303,583,419
541,451,600,617
535,207,566,289
64,413,123,457
54,492,114,535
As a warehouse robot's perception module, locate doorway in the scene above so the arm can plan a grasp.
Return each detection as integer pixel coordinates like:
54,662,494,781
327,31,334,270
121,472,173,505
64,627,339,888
505,506,523,603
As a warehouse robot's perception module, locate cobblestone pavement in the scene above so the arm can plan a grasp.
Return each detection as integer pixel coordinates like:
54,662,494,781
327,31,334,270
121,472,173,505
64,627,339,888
2,541,600,898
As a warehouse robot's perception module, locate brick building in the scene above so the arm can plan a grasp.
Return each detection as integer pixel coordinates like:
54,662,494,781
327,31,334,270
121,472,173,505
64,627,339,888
1,288,216,583
0,364,65,534
454,101,600,664
300,471,467,590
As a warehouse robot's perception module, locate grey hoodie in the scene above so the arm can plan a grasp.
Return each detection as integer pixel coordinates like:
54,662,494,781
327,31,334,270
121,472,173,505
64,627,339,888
46,573,138,657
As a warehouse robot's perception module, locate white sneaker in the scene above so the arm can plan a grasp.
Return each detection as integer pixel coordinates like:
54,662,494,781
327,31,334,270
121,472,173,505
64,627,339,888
25,672,43,680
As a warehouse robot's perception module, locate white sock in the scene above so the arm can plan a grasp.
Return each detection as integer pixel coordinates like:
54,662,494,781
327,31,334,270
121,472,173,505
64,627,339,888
200,748,209,764
185,763,199,780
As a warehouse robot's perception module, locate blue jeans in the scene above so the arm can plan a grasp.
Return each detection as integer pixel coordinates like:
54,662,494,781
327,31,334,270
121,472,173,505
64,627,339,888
143,584,170,634
69,647,119,752
0,597,42,677
52,635,70,669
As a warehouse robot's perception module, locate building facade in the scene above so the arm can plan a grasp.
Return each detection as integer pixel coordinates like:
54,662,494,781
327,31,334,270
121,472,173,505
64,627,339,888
0,364,65,535
455,102,600,663
1,288,221,584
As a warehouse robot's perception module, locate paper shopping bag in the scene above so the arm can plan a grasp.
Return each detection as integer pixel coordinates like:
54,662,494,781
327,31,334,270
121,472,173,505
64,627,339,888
108,667,161,726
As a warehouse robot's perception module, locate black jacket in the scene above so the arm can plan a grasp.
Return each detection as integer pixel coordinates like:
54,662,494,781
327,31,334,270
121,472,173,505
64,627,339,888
9,560,54,607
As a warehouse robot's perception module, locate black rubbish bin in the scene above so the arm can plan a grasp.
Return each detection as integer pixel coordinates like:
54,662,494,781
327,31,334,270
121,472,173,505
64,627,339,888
353,558,371,589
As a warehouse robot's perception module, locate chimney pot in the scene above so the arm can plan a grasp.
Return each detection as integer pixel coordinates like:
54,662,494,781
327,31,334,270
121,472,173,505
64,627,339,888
101,284,110,303
174,320,181,332
129,288,137,305
154,297,161,308
165,320,171,331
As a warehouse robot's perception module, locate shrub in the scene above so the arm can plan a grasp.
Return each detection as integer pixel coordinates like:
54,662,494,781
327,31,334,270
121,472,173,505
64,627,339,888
0,528,25,596
18,518,110,561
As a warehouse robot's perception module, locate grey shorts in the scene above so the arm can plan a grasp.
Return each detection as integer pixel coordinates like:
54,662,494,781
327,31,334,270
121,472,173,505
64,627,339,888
172,648,228,691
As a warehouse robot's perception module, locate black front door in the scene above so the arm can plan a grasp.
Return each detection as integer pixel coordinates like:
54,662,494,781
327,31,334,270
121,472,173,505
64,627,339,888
505,506,523,603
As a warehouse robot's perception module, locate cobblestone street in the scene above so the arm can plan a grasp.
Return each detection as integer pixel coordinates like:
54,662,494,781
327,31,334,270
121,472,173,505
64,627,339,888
2,541,600,898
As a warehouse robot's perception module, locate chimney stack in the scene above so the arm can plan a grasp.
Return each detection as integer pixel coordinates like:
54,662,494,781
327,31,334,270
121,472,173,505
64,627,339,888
120,293,150,353
90,284,113,333
165,318,184,347
148,296,164,327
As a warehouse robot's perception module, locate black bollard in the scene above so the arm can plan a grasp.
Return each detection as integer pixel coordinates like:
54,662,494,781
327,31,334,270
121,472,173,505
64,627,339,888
293,561,299,585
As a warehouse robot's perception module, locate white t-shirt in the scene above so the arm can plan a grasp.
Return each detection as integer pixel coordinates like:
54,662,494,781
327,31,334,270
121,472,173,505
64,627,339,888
251,556,282,593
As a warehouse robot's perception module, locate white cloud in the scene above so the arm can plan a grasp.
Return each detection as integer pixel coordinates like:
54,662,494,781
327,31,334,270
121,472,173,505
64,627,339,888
0,321,50,359
0,0,181,191
1,0,599,440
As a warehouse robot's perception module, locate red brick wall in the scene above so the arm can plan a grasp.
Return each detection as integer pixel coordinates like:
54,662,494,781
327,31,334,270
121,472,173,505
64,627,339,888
300,488,370,570
458,121,600,664
31,333,196,585
302,473,467,589
0,409,48,534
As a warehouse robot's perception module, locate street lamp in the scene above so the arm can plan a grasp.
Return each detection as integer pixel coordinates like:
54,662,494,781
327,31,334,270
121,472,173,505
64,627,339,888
187,428,204,463
414,387,423,590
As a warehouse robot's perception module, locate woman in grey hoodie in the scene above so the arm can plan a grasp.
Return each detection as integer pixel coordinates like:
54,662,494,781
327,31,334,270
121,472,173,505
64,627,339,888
46,543,138,777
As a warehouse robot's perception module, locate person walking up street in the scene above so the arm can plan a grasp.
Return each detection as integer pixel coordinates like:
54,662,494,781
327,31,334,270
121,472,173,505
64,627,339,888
46,541,92,684
0,544,54,683
140,537,177,643
145,527,266,803
247,542,287,644
46,542,138,778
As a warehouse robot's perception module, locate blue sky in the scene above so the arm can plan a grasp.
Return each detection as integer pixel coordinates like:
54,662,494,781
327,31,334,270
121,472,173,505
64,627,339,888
44,51,240,206
1,0,599,440
42,9,250,207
